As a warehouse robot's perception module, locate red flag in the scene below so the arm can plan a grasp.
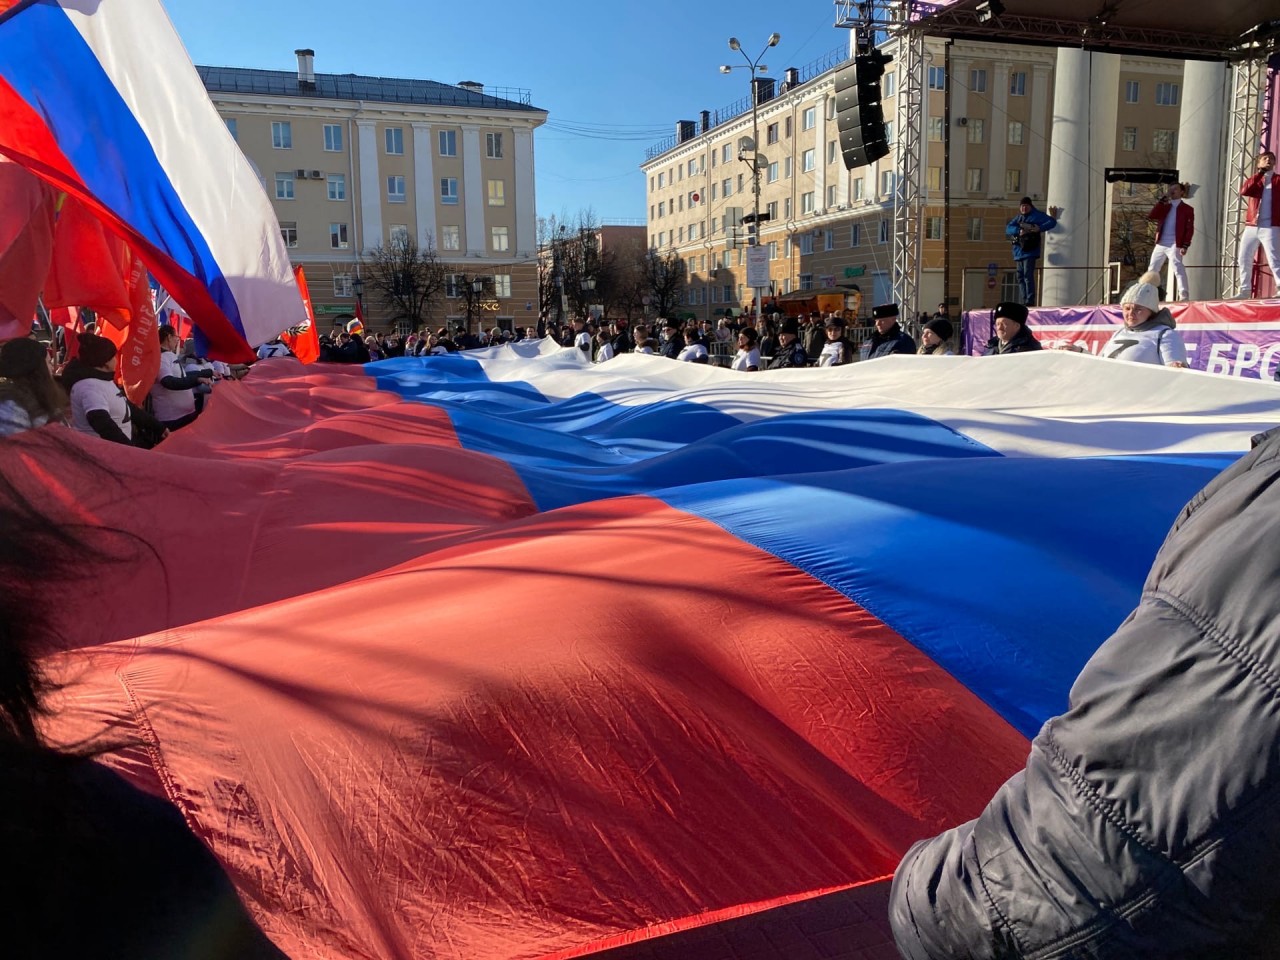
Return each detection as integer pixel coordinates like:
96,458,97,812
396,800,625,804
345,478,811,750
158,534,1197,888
95,251,160,405
0,157,56,339
281,265,320,364
43,195,131,313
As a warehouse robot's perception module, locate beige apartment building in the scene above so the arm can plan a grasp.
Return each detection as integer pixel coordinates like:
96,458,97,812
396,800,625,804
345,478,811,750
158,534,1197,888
199,51,547,332
642,38,1186,320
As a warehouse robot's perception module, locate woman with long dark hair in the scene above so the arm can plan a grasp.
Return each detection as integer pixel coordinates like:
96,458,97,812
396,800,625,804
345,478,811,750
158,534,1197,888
0,337,67,436
0,436,286,958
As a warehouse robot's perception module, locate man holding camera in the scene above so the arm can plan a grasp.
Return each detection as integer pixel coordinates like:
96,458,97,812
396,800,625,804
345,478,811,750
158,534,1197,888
1236,151,1280,298
1147,182,1194,301
1006,197,1058,307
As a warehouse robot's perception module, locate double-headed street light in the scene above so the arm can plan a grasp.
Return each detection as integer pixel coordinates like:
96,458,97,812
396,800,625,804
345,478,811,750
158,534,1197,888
721,32,779,322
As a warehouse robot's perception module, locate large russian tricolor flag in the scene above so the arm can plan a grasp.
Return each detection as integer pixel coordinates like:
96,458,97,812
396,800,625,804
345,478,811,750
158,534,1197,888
0,0,304,361
15,349,1280,958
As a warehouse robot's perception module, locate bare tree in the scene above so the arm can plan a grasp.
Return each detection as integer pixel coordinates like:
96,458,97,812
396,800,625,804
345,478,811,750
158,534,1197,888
454,273,497,335
641,248,688,318
361,236,446,331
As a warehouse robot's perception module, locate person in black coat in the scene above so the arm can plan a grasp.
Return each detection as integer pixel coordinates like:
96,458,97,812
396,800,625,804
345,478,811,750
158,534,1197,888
765,318,810,369
865,303,917,359
983,301,1043,355
660,319,683,360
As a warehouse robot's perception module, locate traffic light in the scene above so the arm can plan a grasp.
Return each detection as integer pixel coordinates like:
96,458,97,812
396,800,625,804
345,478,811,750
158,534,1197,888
834,50,892,171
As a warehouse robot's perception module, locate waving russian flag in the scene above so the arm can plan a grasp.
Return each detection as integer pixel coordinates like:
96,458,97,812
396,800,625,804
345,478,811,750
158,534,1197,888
0,0,304,361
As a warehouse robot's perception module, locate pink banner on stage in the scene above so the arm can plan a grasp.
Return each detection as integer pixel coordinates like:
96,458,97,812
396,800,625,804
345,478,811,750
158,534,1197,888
963,300,1280,380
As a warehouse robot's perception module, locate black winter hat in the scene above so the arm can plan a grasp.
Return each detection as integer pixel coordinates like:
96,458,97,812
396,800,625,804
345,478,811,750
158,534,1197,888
77,332,118,368
923,317,953,341
778,318,800,336
992,302,1029,327
0,337,48,378
871,303,899,320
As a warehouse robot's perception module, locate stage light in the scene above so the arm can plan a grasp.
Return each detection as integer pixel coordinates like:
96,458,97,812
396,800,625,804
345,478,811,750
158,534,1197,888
976,1,1005,23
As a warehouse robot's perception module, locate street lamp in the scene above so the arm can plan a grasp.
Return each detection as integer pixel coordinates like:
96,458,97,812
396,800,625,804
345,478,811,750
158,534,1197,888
466,277,485,335
720,31,780,323
351,274,365,326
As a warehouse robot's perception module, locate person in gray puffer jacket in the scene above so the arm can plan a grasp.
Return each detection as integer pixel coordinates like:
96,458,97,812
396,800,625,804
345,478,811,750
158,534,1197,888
890,424,1280,959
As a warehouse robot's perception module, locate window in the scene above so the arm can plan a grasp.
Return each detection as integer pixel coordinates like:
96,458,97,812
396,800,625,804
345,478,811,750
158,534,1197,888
279,221,297,247
784,196,792,218
827,184,838,207
766,200,778,221
390,224,409,244
967,217,983,241
225,118,238,141
926,216,943,240
1010,72,1026,96
801,191,815,214
928,117,944,141
439,129,457,156
966,167,983,192
1155,82,1179,106
767,241,778,260
493,274,511,298
329,223,349,249
487,179,506,206
327,174,345,201
767,122,779,144
710,149,717,168
885,121,895,144
767,161,779,183
658,201,665,218
784,156,793,178
274,172,294,200
784,116,793,138
802,106,816,130
491,226,509,251
486,131,504,158
333,274,353,298
1153,129,1177,153
851,223,861,246
445,274,461,298
1008,121,1024,145
1125,80,1140,104
1006,169,1022,193
878,219,890,243
688,158,698,176
658,172,666,188
970,68,988,93
927,166,943,191
725,284,735,301
385,127,404,155
738,173,744,191
323,124,342,152
824,228,835,251
799,234,814,255
722,144,732,163
852,178,864,201
271,121,291,149
677,166,683,181
928,66,946,90
802,148,815,173
387,175,406,203
828,140,838,164
441,225,461,250
880,170,895,196
440,177,459,204
1122,126,1138,151
722,178,732,197
883,71,897,98
827,97,837,120
967,118,985,144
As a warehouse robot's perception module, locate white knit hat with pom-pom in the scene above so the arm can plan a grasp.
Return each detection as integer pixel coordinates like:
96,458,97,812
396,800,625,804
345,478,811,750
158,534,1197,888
1120,270,1162,313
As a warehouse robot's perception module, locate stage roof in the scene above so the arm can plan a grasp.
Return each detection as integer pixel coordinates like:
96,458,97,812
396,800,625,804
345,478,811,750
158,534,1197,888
911,0,1280,61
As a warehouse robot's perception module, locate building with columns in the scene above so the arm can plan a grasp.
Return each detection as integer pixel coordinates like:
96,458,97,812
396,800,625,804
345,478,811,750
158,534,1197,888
198,50,547,332
643,39,1192,320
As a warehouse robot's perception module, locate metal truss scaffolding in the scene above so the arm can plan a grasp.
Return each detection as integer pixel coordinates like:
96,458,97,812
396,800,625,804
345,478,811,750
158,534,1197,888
892,23,925,326
1221,58,1268,296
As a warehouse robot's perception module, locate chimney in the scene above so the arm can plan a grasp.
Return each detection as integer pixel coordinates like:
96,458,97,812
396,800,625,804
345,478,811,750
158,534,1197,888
295,48,315,90
782,67,800,90
458,80,484,95
676,120,696,143
752,76,775,106
699,110,711,133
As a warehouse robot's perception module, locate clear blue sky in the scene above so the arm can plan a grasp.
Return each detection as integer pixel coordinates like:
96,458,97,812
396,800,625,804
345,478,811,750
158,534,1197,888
165,0,854,225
